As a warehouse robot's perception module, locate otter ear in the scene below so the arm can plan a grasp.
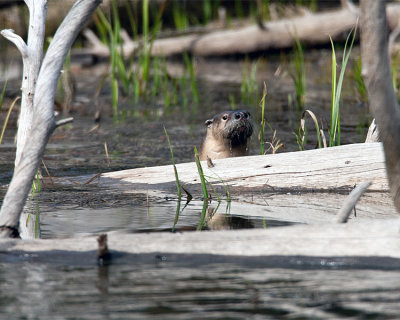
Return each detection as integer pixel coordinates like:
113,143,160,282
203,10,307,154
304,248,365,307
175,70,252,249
205,119,213,127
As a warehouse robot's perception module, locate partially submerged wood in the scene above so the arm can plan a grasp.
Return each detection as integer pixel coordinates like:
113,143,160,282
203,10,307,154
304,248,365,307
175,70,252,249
83,3,400,58
0,219,399,260
55,142,398,226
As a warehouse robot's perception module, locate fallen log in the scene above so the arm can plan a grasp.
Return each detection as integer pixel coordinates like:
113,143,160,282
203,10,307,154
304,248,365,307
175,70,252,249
1,219,399,262
51,142,397,227
82,3,400,57
70,142,389,195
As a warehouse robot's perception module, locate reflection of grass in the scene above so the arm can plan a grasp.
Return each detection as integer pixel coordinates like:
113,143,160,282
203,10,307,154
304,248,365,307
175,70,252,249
164,126,182,232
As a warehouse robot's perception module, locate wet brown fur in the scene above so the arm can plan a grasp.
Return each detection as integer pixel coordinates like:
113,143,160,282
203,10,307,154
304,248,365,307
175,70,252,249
199,110,253,161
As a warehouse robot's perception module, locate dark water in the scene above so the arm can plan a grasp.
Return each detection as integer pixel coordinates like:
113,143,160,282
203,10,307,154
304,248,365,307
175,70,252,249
1,256,400,319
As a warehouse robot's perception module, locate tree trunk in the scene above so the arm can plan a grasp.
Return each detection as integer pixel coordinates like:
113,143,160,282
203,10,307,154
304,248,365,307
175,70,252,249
0,0,101,238
360,0,400,213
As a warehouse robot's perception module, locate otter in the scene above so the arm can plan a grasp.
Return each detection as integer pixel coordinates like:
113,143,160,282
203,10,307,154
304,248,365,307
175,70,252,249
199,110,253,161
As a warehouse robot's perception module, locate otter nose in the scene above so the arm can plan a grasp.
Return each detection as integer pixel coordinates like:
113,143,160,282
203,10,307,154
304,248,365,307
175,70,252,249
234,112,245,120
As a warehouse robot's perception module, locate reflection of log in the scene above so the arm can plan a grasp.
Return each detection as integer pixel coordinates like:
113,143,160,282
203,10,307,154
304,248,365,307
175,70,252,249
83,3,400,57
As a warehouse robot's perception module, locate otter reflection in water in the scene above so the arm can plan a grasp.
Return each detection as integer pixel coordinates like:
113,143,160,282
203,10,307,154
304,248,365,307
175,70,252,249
199,110,253,161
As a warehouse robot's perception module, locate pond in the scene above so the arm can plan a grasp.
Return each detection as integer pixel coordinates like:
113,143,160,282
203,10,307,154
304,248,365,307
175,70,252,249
1,31,397,319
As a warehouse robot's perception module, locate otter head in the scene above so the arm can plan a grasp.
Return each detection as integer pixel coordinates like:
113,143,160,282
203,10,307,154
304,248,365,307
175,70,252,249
205,110,253,147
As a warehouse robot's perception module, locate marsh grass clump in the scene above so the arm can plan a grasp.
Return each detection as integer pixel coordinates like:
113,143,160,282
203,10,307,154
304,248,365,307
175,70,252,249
94,0,200,121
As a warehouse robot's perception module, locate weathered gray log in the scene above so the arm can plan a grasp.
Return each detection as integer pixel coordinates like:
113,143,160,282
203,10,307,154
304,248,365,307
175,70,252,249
1,219,399,259
77,143,388,196
361,0,400,213
83,3,400,58
0,0,101,238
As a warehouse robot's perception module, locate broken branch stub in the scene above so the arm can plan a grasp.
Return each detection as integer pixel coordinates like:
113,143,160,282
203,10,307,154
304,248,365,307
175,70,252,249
0,0,101,238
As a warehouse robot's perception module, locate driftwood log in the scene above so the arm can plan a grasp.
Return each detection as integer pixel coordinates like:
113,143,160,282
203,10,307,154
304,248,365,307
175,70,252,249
82,2,400,58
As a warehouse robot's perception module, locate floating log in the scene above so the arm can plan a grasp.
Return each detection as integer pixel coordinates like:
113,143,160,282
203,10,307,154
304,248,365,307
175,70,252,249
1,219,399,262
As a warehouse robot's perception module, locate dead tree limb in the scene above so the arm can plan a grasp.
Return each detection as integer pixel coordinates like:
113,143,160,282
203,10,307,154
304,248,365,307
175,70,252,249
360,0,400,213
1,0,46,168
0,0,101,238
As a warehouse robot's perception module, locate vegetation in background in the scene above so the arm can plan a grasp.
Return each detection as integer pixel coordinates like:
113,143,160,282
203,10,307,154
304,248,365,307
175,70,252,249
352,56,367,101
392,53,400,94
241,59,259,105
290,37,306,111
94,0,200,121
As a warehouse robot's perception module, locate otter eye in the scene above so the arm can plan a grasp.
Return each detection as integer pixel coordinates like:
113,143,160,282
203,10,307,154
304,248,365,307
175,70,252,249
222,115,228,120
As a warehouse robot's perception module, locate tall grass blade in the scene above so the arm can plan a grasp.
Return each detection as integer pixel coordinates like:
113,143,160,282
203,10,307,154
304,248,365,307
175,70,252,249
329,22,357,147
0,80,8,113
194,146,209,201
259,82,267,155
0,96,19,145
298,109,324,150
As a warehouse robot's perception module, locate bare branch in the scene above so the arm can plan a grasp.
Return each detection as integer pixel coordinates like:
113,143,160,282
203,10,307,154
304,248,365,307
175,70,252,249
336,181,372,223
55,117,74,128
0,29,28,58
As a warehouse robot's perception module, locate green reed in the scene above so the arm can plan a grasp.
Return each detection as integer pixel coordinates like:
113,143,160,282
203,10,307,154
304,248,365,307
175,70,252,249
0,95,18,145
259,82,267,155
290,36,306,111
329,23,357,147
